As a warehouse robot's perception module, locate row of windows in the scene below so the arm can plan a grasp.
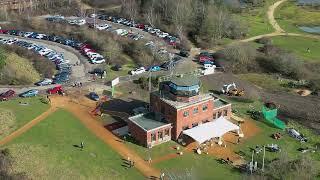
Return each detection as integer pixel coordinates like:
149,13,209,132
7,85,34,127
151,129,170,142
183,104,208,117
182,119,211,130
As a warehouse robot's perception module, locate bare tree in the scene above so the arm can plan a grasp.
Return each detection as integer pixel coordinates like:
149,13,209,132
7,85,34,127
145,0,158,28
121,0,138,21
173,0,192,40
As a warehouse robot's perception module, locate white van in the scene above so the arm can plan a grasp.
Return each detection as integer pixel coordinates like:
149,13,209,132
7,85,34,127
203,64,215,69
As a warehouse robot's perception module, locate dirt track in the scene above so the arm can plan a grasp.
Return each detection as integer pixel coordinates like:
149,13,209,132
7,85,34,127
50,96,160,178
0,107,58,146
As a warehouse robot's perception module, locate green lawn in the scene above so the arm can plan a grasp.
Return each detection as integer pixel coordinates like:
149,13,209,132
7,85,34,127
238,73,291,91
125,137,183,161
155,153,241,180
105,55,136,82
276,1,320,34
3,109,143,180
238,0,277,37
271,36,320,62
0,97,49,140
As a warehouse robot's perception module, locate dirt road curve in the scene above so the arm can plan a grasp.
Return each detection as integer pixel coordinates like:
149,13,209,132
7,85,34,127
268,0,287,33
0,107,58,146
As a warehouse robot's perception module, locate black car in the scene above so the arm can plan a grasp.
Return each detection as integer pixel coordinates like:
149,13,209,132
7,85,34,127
112,64,122,71
89,68,105,76
179,50,190,57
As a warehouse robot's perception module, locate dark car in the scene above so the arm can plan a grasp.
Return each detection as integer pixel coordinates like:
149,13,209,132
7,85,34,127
0,90,15,101
112,64,122,71
89,68,105,75
89,92,99,101
179,50,190,57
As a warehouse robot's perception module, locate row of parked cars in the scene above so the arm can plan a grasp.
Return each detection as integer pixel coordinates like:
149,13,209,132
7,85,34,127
0,37,71,84
0,85,66,102
93,14,180,47
0,29,105,64
0,89,39,101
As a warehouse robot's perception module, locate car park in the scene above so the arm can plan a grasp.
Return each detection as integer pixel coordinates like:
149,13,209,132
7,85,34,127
89,92,100,101
20,89,39,97
130,67,146,75
36,78,53,86
0,90,15,101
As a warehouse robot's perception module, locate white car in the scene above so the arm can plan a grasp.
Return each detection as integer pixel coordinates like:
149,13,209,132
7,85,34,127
77,19,86,26
130,67,146,75
36,78,53,86
68,19,77,25
96,24,111,30
89,14,99,18
23,32,34,37
158,32,169,38
6,38,18,45
91,57,106,64
35,34,46,39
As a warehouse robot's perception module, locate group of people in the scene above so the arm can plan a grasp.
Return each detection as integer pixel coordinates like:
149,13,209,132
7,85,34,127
72,81,83,87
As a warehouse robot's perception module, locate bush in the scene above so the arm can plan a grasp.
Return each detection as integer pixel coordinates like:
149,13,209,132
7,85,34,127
218,43,258,73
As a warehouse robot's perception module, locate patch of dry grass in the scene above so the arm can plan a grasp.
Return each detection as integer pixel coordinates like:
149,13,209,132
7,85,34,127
0,108,16,139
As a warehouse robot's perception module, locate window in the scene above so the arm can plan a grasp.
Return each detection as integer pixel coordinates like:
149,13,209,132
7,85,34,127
158,131,163,140
165,129,170,136
192,123,198,128
182,126,189,130
183,111,189,117
151,133,156,142
224,109,228,116
161,105,165,114
193,107,199,114
213,113,217,119
218,111,222,118
203,119,210,124
202,104,208,111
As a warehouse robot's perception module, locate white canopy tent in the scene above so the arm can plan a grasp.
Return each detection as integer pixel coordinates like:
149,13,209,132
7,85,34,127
183,116,240,144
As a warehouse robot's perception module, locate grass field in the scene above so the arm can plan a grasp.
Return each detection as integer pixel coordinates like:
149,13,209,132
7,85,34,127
276,1,320,34
238,73,291,91
0,97,49,140
105,55,135,82
271,36,320,62
238,0,277,37
3,109,143,180
0,50,41,84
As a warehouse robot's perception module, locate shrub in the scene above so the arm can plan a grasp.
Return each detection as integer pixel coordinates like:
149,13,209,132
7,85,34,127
218,43,258,73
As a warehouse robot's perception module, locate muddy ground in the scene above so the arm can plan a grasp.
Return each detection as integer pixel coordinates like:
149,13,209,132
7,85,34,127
200,73,320,134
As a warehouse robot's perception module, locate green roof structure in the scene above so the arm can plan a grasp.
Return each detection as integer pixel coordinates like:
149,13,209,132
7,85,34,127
169,75,200,87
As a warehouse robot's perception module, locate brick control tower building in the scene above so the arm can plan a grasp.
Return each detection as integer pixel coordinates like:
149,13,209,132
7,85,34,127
128,75,232,147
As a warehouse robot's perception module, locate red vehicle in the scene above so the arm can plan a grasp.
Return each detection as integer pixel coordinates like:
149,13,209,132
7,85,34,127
0,90,15,101
199,56,214,63
47,85,64,95
0,30,8,34
136,23,145,29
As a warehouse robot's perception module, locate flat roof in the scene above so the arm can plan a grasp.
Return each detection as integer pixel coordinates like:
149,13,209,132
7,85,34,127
153,92,215,109
169,75,200,87
128,112,171,131
214,99,229,108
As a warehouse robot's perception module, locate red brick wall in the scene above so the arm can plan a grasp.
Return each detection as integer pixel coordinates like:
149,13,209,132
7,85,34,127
174,100,214,139
213,104,232,120
128,121,147,146
146,126,172,147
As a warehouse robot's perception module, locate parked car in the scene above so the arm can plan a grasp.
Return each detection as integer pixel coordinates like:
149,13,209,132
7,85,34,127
112,64,122,71
0,90,15,101
148,66,161,72
130,67,146,75
20,89,39,97
36,78,53,86
89,92,99,101
47,85,64,95
179,50,190,57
